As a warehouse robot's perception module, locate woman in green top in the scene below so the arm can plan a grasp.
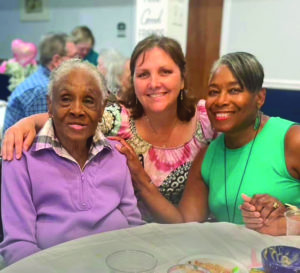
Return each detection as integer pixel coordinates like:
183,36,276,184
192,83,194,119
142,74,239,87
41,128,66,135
200,52,300,233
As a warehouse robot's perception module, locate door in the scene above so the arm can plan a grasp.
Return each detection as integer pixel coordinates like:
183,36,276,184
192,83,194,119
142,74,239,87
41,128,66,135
186,0,224,99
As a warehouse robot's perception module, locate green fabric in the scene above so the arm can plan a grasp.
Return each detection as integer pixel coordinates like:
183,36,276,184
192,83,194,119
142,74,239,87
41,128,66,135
202,117,300,224
84,49,99,66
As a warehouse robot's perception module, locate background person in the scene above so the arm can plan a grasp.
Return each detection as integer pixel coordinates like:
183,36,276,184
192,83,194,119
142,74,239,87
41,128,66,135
0,59,142,266
1,35,215,222
71,25,99,66
3,33,78,133
97,48,130,103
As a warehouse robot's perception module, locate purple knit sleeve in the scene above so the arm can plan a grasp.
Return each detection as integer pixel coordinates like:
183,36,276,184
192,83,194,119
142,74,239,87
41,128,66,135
118,166,145,226
0,156,41,266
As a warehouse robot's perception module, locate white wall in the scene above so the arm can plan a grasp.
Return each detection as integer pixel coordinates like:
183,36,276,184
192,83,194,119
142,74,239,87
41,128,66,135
221,0,300,90
0,0,136,59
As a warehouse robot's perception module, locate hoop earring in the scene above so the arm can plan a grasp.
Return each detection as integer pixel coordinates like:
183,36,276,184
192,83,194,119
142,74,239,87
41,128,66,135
180,90,183,101
254,110,262,131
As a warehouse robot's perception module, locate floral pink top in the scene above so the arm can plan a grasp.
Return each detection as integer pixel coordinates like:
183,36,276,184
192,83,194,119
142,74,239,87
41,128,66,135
100,100,215,210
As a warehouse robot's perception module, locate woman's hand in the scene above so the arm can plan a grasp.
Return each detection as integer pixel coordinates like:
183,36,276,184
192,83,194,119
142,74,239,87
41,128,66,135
108,136,152,192
241,194,286,235
2,117,37,160
1,113,49,160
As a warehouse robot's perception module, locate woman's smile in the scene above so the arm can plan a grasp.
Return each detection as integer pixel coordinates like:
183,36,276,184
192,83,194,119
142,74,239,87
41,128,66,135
134,47,183,114
68,123,88,131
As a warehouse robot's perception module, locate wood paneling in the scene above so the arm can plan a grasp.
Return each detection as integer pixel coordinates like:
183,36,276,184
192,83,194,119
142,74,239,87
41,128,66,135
186,0,223,99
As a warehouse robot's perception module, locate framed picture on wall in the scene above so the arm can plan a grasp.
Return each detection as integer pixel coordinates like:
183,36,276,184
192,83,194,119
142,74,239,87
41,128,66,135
20,0,50,21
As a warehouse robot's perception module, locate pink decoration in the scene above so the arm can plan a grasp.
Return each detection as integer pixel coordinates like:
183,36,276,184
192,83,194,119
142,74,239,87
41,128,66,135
0,61,7,73
11,39,37,67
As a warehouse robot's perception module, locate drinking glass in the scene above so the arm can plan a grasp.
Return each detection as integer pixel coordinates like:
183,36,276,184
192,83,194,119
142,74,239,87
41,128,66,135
285,209,300,235
105,249,157,273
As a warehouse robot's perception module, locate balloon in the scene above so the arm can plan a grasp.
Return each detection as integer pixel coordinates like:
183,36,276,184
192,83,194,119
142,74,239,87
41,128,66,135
11,39,37,67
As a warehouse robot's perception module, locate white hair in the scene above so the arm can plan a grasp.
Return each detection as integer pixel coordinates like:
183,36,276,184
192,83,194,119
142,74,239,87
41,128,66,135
48,58,108,103
98,49,128,95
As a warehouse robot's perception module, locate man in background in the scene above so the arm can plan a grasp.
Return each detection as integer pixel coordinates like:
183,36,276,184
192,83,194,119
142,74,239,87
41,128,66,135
71,26,99,66
3,33,78,133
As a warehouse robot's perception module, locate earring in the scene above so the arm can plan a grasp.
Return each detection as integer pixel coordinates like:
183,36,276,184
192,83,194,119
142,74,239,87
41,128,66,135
180,90,183,101
136,96,138,105
254,110,261,131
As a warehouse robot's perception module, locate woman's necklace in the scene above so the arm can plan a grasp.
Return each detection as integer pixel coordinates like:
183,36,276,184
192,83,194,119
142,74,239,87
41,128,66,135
144,116,179,148
224,125,260,223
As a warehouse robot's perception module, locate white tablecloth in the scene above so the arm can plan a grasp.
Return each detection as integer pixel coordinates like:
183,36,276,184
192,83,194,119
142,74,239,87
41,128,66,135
1,222,299,272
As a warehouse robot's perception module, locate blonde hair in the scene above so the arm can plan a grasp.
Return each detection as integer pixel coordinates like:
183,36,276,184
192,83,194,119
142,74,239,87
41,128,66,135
71,26,95,46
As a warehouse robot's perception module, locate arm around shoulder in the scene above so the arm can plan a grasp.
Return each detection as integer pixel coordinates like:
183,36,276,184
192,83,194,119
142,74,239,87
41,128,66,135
1,112,48,160
0,158,41,265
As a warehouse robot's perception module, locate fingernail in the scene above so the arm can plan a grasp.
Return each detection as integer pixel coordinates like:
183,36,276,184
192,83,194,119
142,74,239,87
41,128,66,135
116,144,122,149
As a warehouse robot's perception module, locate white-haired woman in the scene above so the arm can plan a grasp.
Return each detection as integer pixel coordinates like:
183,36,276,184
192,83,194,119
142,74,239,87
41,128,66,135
0,59,142,266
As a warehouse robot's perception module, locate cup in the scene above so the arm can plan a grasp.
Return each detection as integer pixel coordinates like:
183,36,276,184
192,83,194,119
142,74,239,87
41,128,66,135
105,249,157,273
285,209,300,235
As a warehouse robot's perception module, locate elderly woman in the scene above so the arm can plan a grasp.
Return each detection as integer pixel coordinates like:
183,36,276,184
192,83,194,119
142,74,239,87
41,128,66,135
0,59,142,266
1,35,215,222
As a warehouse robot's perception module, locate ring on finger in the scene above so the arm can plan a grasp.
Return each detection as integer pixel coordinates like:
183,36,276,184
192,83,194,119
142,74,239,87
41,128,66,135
273,202,279,209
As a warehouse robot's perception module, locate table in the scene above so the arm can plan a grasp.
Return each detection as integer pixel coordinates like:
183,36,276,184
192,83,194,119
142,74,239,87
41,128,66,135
1,222,299,272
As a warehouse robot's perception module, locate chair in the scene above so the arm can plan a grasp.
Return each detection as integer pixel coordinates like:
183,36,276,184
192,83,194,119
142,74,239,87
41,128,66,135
0,74,10,101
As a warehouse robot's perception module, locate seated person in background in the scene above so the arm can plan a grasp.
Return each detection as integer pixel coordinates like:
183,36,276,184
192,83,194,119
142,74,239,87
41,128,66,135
3,33,78,133
97,48,130,103
1,35,215,222
71,25,99,66
0,59,143,266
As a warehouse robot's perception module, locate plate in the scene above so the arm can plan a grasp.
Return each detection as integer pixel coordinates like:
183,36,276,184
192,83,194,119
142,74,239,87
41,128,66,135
179,254,248,273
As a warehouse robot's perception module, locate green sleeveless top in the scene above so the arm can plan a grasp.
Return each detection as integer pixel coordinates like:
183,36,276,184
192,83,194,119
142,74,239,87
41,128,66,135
202,117,300,224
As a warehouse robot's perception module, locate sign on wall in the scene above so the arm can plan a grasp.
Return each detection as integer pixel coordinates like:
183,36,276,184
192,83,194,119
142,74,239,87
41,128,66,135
135,0,189,54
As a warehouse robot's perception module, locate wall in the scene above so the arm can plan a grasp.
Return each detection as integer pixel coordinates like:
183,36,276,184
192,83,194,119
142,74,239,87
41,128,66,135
0,0,136,59
221,0,300,91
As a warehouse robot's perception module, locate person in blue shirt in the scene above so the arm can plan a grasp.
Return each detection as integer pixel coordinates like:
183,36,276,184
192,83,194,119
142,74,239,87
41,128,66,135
3,33,78,133
71,26,99,66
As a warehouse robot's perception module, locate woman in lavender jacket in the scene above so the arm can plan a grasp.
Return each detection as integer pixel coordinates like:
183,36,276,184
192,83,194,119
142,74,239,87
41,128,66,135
0,59,143,266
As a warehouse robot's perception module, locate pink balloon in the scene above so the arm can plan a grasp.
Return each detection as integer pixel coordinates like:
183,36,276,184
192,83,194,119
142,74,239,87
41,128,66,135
11,39,38,67
0,61,7,73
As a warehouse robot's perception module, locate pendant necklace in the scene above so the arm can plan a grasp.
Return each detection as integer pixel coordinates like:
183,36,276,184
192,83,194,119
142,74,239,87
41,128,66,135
224,125,260,223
